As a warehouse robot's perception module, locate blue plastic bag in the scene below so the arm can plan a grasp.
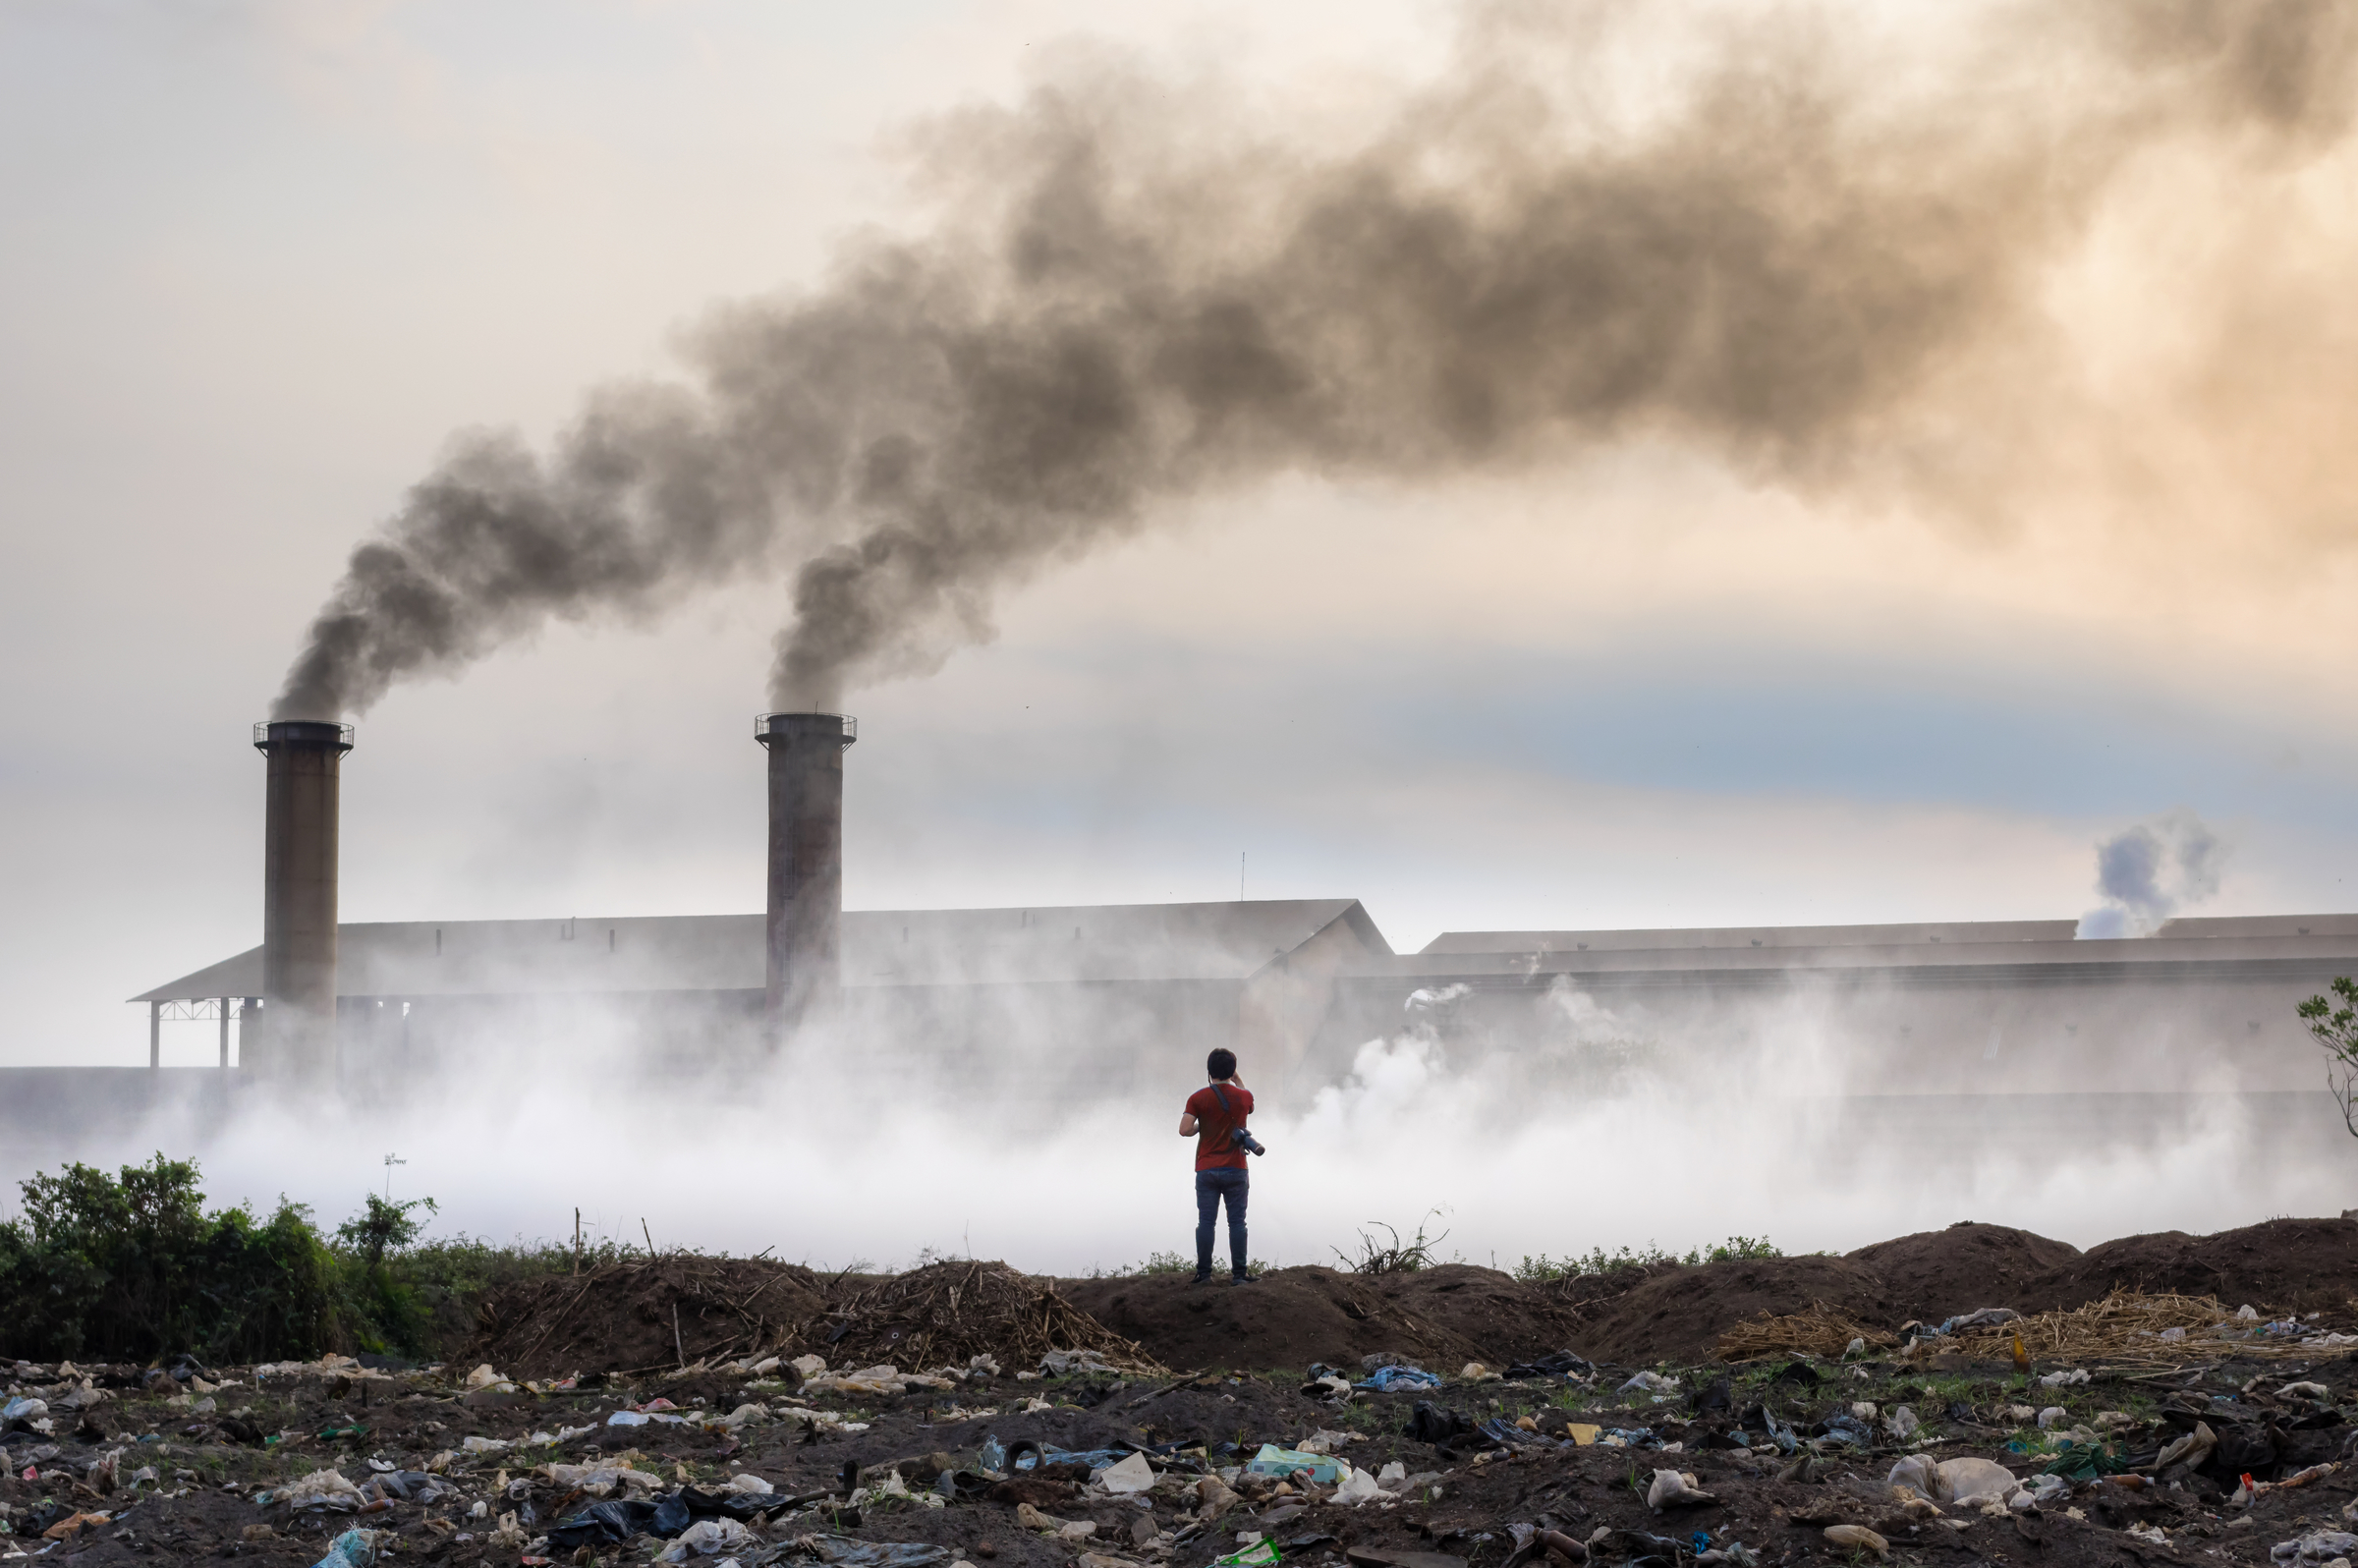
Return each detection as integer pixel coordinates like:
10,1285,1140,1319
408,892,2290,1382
1355,1367,1442,1392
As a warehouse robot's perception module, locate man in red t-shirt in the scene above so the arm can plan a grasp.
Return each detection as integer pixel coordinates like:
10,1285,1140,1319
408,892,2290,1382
1179,1048,1259,1285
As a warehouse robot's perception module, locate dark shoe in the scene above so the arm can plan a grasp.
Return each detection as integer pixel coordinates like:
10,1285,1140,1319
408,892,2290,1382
1231,1272,1261,1284
1189,1272,1215,1287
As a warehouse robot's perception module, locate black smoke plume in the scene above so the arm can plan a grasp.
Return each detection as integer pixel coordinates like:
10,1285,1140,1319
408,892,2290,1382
271,0,2358,720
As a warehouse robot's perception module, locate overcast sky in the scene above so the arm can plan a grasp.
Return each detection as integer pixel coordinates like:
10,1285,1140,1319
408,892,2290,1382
9,0,2358,1070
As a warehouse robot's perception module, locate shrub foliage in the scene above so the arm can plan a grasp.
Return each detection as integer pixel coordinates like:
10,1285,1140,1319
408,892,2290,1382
0,1155,576,1366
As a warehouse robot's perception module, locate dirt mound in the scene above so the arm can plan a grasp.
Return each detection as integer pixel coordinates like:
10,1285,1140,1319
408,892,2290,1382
1844,1221,2083,1320
470,1257,825,1377
1058,1263,1584,1372
1572,1255,1895,1366
2033,1216,2358,1313
814,1260,1162,1373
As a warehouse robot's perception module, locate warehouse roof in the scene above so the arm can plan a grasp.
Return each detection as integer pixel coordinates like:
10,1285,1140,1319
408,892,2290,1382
130,899,1386,1002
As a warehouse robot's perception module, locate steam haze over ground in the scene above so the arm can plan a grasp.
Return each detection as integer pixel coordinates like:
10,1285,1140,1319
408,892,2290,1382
7,0,2358,1257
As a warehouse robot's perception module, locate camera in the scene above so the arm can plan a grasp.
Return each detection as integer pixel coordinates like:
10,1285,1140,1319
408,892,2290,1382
1232,1129,1269,1157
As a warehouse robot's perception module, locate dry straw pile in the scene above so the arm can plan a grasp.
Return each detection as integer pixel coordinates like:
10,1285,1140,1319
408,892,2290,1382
1714,1301,1897,1362
811,1260,1166,1375
1946,1290,2316,1365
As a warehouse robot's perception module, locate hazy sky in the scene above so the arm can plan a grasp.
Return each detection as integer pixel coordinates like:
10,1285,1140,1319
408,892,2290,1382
10,0,2358,1071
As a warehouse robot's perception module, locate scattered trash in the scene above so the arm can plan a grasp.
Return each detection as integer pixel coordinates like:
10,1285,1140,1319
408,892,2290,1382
2023,1474,2071,1507
281,1469,365,1511
1099,1453,1156,1495
1460,1363,1503,1382
1646,1471,1715,1510
1842,1338,1866,1360
1822,1525,1887,1557
1885,1406,1919,1440
1245,1445,1344,1485
2273,1532,2358,1566
1356,1366,1442,1392
2036,1370,2090,1387
1618,1372,1679,1398
657,1518,758,1561
790,1540,955,1568
1215,1542,1281,1568
1332,1468,1384,1505
1502,1352,1595,1380
2035,1408,2067,1430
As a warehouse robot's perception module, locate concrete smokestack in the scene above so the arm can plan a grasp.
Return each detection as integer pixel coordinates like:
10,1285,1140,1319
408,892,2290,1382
755,712,854,1033
252,720,353,1082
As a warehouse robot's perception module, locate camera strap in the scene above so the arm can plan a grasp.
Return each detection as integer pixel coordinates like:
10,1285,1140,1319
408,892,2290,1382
1209,1082,1246,1153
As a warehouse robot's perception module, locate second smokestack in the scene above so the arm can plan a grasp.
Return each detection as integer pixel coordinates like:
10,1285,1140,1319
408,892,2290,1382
755,712,854,1033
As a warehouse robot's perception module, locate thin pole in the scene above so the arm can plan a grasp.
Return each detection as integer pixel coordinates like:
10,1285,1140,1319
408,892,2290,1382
148,1001,160,1070
218,998,231,1069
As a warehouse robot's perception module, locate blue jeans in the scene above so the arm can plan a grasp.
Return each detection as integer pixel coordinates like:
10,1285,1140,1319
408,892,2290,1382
1196,1168,1249,1279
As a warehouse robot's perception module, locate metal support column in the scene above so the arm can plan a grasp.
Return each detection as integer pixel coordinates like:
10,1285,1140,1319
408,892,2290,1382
148,1000,161,1070
218,997,232,1068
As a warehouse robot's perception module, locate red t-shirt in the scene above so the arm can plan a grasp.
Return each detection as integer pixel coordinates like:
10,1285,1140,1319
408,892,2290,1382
1186,1083,1256,1171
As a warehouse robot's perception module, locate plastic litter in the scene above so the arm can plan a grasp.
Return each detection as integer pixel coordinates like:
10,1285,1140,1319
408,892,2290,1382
1245,1444,1343,1485
1823,1526,1887,1556
1503,1352,1596,1380
2272,1532,2358,1565
282,1469,365,1512
2035,1408,2068,1430
1815,1414,1871,1448
607,1411,651,1427
1619,1372,1680,1398
1099,1453,1156,1495
1214,1542,1281,1567
308,1529,384,1568
1332,1468,1384,1505
791,1540,956,1568
1886,1407,1920,1440
657,1518,757,1562
2023,1475,2071,1507
1647,1471,1715,1510
1039,1350,1114,1376
1937,1308,2021,1334
1356,1366,1443,1393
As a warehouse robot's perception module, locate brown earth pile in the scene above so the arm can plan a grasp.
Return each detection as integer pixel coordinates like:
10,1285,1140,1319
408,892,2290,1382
1845,1221,2083,1320
2031,1217,2358,1313
467,1214,2358,1379
1572,1255,1895,1366
1058,1262,1586,1372
470,1256,825,1377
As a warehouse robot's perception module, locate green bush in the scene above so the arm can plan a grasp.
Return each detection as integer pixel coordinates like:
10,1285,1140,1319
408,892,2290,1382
1513,1235,1784,1281
0,1154,337,1364
0,1155,581,1367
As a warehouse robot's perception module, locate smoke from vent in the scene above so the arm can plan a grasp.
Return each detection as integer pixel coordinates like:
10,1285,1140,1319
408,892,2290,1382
269,0,2358,720
2075,810,2228,938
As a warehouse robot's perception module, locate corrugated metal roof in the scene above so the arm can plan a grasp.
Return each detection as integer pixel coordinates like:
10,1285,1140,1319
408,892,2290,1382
129,899,1378,1002
1419,913,2358,958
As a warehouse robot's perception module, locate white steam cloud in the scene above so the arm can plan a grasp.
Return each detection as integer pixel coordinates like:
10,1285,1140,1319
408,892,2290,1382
6,969,2338,1276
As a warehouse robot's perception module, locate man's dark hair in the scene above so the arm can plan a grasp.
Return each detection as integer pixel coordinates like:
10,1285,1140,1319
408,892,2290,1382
1207,1048,1237,1081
